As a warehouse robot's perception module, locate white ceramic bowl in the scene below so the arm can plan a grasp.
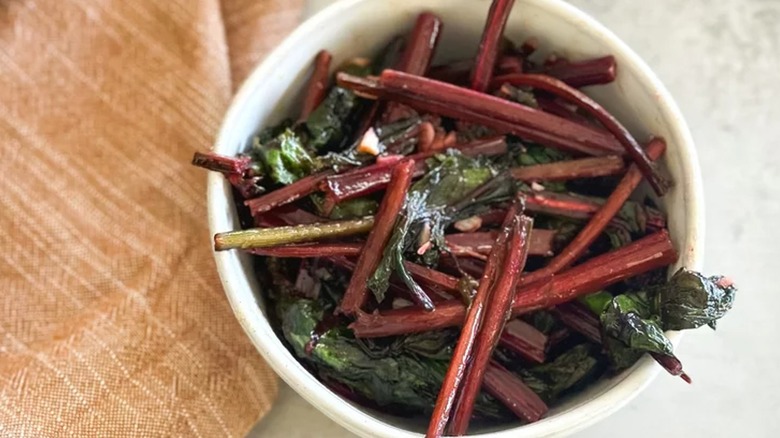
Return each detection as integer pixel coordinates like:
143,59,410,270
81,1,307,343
208,0,704,436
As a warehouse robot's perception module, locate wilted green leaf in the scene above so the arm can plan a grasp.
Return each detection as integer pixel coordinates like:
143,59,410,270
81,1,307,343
278,296,509,419
255,129,314,185
602,295,673,354
368,152,498,302
518,344,604,403
658,268,737,330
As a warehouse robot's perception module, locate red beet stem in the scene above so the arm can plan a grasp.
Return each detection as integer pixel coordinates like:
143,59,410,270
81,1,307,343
403,261,460,294
511,155,626,182
483,361,549,424
449,215,533,434
338,160,418,315
248,242,362,258
519,138,666,285
489,74,669,195
524,191,605,219
328,256,447,307
349,230,678,337
245,170,333,216
554,303,602,343
426,204,516,438
498,318,548,364
397,12,443,76
322,136,507,205
496,55,524,75
650,353,692,383
544,55,617,88
382,70,624,156
428,59,472,85
244,233,544,272
300,50,333,120
192,151,250,175
383,12,443,122
446,229,556,258
536,96,597,127
265,206,326,226
438,256,486,279
471,0,516,92
524,190,667,230
336,72,623,156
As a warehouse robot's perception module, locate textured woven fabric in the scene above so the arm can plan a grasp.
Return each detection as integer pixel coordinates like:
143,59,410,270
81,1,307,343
0,0,302,436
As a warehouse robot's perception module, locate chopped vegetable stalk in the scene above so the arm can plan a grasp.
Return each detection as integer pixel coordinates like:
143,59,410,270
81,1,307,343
471,0,516,92
427,206,514,438
248,242,362,258
511,155,626,182
489,74,669,195
428,59,473,85
450,215,533,434
525,190,667,231
349,230,678,337
402,261,460,294
339,160,421,315
383,12,443,122
191,151,251,175
554,303,602,343
396,12,443,76
498,319,548,364
214,218,374,251
322,137,507,207
379,70,623,156
483,361,548,424
536,96,598,127
244,170,333,216
543,55,617,88
445,229,556,258
337,71,624,156
300,50,333,120
520,138,666,286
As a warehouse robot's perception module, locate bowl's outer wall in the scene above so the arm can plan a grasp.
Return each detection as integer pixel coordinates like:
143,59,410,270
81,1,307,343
208,0,704,436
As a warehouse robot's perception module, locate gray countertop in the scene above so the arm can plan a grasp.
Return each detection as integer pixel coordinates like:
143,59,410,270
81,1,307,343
251,0,780,436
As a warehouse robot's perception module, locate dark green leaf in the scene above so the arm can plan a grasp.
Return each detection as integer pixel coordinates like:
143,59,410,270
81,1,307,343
658,268,737,330
600,295,674,359
304,58,371,153
578,291,613,315
523,311,559,334
368,152,497,302
254,119,294,145
279,296,509,419
518,344,604,403
255,129,314,185
305,86,364,153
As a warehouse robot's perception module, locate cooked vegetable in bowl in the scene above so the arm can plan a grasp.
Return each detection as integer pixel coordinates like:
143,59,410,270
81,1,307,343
196,1,736,436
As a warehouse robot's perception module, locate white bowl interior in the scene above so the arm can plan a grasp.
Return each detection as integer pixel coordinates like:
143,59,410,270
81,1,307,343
208,0,704,436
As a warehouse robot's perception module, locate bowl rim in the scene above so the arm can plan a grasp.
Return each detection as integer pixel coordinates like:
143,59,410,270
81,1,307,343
207,0,705,436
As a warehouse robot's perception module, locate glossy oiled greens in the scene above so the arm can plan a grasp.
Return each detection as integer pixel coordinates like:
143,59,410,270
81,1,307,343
368,152,498,302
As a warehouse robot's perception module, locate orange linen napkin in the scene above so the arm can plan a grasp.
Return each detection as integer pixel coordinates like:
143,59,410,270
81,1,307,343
0,0,302,435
